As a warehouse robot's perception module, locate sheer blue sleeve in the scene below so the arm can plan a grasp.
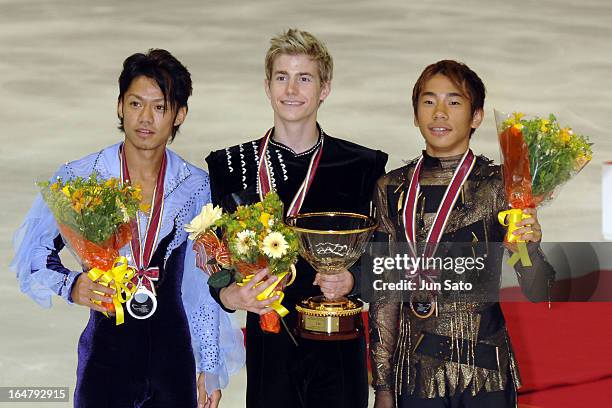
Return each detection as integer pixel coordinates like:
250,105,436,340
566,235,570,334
182,192,245,393
10,166,81,307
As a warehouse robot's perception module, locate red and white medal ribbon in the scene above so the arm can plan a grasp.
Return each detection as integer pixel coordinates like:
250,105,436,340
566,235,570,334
120,145,167,295
402,149,475,284
257,128,324,217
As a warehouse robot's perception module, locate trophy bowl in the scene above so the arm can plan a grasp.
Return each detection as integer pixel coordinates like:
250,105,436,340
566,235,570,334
285,212,377,340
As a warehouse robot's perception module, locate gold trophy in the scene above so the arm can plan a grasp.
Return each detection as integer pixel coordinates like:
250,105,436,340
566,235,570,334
285,212,377,340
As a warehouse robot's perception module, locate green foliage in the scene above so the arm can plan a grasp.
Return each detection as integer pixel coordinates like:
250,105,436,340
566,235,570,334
38,173,141,244
216,192,299,276
207,269,232,288
501,113,593,200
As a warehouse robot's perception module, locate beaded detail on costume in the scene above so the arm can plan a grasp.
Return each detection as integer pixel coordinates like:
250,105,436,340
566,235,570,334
275,148,288,181
188,302,221,372
239,144,247,190
369,154,553,399
225,148,233,173
265,147,277,190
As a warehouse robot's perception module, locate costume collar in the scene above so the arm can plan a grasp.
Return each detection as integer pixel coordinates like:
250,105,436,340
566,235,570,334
268,123,324,157
421,150,464,170
94,142,191,199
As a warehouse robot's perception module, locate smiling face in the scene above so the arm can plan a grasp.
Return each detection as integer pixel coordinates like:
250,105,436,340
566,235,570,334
117,75,186,153
414,74,483,157
264,53,330,126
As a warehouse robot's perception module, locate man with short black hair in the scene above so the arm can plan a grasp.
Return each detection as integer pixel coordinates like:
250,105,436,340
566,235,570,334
12,49,243,408
369,60,555,408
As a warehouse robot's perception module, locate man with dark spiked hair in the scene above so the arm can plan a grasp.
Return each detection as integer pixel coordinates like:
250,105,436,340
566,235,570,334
12,49,243,408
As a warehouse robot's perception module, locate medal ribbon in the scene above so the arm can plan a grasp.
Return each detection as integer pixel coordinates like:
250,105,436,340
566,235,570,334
120,144,166,293
402,149,476,282
257,127,324,217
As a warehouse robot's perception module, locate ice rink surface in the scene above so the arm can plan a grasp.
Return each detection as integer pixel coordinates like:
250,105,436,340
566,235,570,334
1,0,611,406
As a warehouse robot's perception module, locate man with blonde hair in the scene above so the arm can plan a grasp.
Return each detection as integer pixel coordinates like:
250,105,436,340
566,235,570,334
206,29,388,407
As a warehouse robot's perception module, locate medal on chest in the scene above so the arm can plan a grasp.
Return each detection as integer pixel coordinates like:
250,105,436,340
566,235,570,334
402,150,475,318
120,145,167,320
257,128,324,217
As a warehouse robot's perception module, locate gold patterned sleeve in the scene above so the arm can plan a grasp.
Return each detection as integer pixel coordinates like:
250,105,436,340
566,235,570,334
369,174,401,391
492,171,556,302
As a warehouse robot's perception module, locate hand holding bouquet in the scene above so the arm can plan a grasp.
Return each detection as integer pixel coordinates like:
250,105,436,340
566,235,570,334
185,192,299,333
38,174,142,324
495,110,593,265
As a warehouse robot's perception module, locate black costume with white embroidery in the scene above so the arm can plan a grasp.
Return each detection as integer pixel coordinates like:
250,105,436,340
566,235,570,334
206,127,387,408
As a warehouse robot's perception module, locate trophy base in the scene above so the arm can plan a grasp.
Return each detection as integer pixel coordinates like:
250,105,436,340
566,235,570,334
295,296,363,341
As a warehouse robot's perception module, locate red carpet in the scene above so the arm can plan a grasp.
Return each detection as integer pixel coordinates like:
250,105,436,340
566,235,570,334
501,269,612,407
241,271,612,407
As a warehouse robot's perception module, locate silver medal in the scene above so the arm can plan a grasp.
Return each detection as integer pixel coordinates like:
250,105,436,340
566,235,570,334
127,279,157,320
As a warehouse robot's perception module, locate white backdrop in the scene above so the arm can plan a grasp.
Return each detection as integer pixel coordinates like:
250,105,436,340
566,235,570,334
1,0,611,406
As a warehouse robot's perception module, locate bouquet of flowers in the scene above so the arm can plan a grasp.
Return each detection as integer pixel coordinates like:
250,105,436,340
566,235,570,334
495,110,593,265
38,174,142,324
185,192,299,333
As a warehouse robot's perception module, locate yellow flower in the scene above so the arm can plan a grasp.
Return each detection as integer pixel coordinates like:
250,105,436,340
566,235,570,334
116,197,130,222
89,196,102,208
131,185,143,202
50,182,60,192
184,203,223,240
539,119,550,133
559,128,572,143
504,112,525,129
62,185,71,198
104,178,118,189
71,189,86,214
261,231,288,259
260,212,271,227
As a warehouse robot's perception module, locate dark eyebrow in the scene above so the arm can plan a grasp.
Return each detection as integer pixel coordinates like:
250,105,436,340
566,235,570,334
420,91,465,98
126,93,165,103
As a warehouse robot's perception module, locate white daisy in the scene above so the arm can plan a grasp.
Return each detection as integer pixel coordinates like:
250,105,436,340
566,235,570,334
261,231,288,259
235,230,255,255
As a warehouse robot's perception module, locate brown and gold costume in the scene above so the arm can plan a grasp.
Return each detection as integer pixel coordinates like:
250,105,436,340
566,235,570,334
369,152,554,405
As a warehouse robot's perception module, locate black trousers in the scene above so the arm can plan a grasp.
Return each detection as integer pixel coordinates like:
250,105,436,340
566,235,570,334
245,312,369,408
399,375,516,408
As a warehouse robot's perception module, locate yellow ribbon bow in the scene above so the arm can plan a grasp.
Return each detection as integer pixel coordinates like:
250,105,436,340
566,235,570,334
87,256,137,325
498,209,532,267
238,265,297,318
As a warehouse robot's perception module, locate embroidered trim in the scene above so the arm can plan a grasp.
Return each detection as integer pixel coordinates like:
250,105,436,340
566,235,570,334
265,148,277,190
252,141,261,192
239,144,247,190
252,141,260,166
269,130,322,157
225,148,233,173
275,148,288,181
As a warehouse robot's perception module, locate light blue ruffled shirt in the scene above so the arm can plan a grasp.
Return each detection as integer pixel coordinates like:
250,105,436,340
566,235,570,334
11,142,245,392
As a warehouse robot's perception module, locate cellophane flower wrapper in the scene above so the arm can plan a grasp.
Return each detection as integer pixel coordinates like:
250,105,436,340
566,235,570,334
495,109,593,209
38,174,141,313
187,192,299,333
